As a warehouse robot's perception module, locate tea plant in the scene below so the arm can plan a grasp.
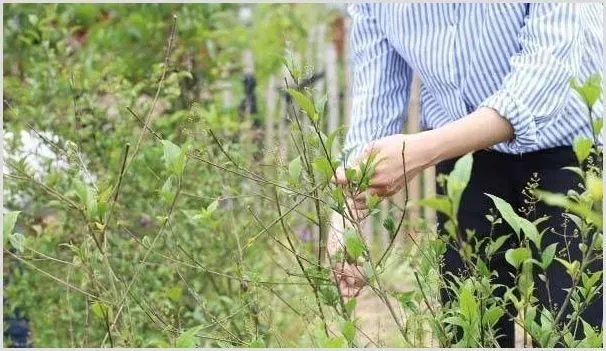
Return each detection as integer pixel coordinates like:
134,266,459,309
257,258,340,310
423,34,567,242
411,75,603,347
4,4,344,348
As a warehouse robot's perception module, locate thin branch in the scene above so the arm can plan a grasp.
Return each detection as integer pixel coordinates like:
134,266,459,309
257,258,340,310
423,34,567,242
5,250,111,304
377,139,409,267
125,14,177,171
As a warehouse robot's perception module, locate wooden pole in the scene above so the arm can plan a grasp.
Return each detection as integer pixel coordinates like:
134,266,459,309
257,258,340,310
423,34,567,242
325,36,339,155
404,74,422,221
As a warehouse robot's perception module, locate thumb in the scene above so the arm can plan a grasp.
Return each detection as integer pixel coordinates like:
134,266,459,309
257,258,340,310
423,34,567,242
331,166,348,185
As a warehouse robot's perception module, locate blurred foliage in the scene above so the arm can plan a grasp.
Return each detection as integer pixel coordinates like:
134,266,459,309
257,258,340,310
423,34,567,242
3,3,342,347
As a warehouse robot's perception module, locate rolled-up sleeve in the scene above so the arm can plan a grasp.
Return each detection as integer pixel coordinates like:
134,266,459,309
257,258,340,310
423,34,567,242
480,3,583,153
342,4,412,166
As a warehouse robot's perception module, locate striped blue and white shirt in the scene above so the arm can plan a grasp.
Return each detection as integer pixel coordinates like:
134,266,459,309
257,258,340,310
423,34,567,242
343,3,603,162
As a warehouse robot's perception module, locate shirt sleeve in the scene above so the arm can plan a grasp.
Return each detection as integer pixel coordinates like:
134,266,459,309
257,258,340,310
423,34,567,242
479,3,583,153
342,4,412,166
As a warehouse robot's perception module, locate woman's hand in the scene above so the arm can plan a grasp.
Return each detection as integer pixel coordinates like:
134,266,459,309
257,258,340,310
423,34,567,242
331,262,366,298
333,108,515,211
333,133,439,210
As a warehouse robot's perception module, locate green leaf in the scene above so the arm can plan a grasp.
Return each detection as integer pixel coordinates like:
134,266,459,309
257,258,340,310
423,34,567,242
519,217,541,249
592,118,603,137
85,186,98,220
315,93,328,117
444,220,457,239
581,320,601,347
27,14,39,25
9,233,25,253
91,302,112,321
537,190,602,228
161,176,175,204
287,88,317,122
282,54,300,81
572,136,593,164
142,236,151,248
486,234,511,257
541,243,558,270
442,316,466,327
344,168,357,183
74,179,98,219
582,271,602,292
447,153,473,217
382,216,395,234
313,157,335,182
331,187,346,210
248,339,266,348
326,127,344,155
586,173,603,201
524,306,537,330
73,179,88,204
365,194,380,210
176,325,205,348
161,139,182,170
206,199,218,214
323,336,347,348
340,320,356,344
458,284,478,321
344,298,357,316
555,258,580,278
483,306,504,327
288,156,302,184
571,74,602,109
486,194,521,238
3,211,20,236
344,228,365,260
319,285,340,307
476,258,490,276
418,196,452,217
166,286,183,302
505,247,531,269
562,166,584,179
395,291,416,311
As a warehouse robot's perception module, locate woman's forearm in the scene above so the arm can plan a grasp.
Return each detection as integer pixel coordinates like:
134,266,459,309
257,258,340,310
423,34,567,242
422,107,515,165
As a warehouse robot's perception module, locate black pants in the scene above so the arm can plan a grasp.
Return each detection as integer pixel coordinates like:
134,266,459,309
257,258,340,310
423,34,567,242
436,147,603,347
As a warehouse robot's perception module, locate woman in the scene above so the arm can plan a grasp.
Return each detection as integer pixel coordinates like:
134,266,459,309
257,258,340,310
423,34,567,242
331,3,602,347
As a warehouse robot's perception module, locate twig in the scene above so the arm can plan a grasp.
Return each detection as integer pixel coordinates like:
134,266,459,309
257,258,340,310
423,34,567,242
553,231,598,327
377,139,409,267
102,159,186,345
414,271,449,346
5,250,112,304
100,143,130,250
188,152,327,204
126,107,163,140
272,186,329,337
125,14,177,171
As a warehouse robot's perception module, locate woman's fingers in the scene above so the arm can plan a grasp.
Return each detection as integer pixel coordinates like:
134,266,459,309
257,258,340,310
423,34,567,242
346,199,369,220
343,263,365,287
339,280,352,297
334,263,367,298
331,141,379,186
332,166,348,185
345,274,355,286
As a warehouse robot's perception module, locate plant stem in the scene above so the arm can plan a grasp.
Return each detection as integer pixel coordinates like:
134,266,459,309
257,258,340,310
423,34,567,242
125,14,177,171
102,160,186,346
414,271,449,347
553,231,598,327
377,139,408,267
271,186,330,337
